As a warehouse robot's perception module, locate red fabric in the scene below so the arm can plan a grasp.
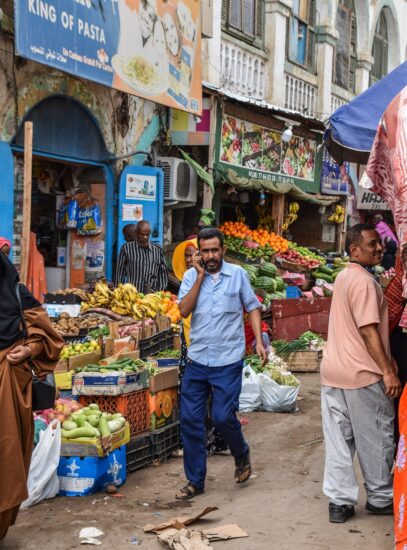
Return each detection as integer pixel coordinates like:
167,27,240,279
0,238,11,251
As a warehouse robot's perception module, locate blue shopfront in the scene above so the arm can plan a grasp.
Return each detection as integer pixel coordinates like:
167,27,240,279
0,95,116,289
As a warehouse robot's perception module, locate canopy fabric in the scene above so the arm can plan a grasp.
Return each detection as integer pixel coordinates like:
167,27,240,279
222,169,339,206
179,149,214,193
325,62,407,164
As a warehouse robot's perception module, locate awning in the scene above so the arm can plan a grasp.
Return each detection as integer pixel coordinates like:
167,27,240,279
325,62,407,164
221,168,339,206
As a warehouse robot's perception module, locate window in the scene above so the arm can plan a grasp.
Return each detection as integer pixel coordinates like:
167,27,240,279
221,0,264,47
333,0,357,91
370,12,389,84
288,0,316,71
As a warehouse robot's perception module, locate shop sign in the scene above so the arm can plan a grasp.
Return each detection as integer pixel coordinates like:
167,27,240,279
14,0,202,114
170,98,211,145
320,148,350,195
356,188,390,210
215,111,321,194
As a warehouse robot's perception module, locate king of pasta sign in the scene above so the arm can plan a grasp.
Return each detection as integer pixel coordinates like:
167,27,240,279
14,0,202,114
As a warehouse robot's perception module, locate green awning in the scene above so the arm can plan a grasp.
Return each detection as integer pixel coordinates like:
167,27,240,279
222,169,340,206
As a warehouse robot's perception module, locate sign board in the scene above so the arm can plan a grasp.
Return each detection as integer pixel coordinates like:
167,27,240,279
215,108,321,193
357,188,390,210
320,148,350,195
14,0,202,114
170,98,211,145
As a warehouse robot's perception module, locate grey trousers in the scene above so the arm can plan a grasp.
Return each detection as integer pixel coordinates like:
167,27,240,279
322,382,394,507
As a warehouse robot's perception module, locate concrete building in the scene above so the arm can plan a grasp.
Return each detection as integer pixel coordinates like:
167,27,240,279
202,0,407,117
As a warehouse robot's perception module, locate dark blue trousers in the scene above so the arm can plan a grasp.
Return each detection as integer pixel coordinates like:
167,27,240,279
180,359,249,490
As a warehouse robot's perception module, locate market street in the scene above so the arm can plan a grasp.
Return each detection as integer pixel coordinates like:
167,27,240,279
5,374,393,550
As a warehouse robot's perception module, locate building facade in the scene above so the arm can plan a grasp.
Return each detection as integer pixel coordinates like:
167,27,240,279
202,0,407,117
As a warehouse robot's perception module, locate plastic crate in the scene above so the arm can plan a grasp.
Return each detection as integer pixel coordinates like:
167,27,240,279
150,422,180,460
126,433,152,472
79,390,149,436
139,329,174,359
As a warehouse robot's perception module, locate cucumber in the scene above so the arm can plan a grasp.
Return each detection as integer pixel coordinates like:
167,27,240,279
317,265,334,276
314,272,333,283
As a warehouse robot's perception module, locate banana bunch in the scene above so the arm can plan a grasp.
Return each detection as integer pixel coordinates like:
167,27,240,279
235,206,245,223
81,282,112,310
256,198,273,231
282,202,300,232
136,293,164,320
328,205,345,224
111,283,141,316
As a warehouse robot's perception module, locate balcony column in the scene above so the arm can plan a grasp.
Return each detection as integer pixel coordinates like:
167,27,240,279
315,26,337,118
264,0,290,106
355,54,373,95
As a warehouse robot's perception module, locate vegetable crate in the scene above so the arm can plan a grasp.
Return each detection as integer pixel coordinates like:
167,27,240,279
285,350,323,373
139,329,174,359
150,422,180,460
79,390,149,436
126,433,152,472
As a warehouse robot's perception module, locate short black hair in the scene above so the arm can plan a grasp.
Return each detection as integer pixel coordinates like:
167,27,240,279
197,227,224,248
345,223,376,255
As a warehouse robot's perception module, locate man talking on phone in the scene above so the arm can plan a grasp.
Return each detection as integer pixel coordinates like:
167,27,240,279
175,227,267,500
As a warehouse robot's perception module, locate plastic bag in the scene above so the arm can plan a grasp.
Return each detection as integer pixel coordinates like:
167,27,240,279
58,197,78,229
21,420,61,509
77,196,102,236
258,372,300,413
239,365,262,412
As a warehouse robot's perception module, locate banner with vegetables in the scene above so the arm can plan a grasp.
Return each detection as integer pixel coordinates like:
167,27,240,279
217,112,321,192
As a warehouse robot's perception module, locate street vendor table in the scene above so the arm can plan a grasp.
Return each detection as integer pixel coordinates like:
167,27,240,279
271,297,332,340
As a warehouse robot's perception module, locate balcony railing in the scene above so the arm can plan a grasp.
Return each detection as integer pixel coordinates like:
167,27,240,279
285,74,317,116
331,94,348,114
220,39,265,100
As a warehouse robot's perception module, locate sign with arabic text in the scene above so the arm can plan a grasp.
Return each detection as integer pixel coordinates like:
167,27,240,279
215,110,321,193
14,0,202,113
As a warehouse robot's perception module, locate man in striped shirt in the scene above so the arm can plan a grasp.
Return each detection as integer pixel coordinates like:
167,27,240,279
116,220,168,293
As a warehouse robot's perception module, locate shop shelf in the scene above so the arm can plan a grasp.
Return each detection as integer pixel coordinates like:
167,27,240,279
150,422,180,460
79,390,149,436
126,433,152,472
139,329,174,359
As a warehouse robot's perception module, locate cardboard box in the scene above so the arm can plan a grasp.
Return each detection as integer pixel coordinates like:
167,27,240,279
73,369,148,396
148,387,179,431
60,423,130,458
99,350,140,365
150,357,179,368
58,444,127,495
149,366,179,393
45,303,81,318
55,370,74,390
55,359,69,373
103,338,135,358
68,350,102,371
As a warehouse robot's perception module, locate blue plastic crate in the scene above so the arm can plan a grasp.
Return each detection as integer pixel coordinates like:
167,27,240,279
58,445,126,496
285,286,302,299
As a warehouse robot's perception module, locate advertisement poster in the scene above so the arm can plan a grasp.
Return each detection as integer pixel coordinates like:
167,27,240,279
122,203,143,222
217,113,318,191
321,148,350,195
14,0,202,113
85,240,105,272
125,174,156,201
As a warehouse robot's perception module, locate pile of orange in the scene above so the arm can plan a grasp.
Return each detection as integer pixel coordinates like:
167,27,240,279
220,222,289,253
160,292,181,324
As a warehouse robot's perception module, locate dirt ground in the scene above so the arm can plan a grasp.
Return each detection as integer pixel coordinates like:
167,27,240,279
2,374,394,550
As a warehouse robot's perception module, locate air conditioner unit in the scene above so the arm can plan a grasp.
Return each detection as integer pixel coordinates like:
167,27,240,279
156,157,197,203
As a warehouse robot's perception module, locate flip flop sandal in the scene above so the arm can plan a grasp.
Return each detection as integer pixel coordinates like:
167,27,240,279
175,483,204,500
234,452,251,484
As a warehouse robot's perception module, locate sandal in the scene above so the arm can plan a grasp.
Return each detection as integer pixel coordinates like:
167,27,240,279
175,483,204,500
234,451,251,484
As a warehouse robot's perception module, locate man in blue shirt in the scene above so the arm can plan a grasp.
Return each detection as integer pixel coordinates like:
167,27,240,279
176,228,267,500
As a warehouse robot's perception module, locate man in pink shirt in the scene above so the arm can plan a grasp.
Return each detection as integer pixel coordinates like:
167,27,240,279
321,223,401,524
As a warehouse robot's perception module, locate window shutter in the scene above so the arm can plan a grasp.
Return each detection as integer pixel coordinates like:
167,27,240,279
229,0,242,30
350,13,357,55
222,0,228,25
242,0,255,35
306,28,315,70
255,0,264,42
308,0,316,26
349,55,355,90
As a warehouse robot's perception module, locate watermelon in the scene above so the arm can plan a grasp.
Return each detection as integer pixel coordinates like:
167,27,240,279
255,276,276,292
274,276,285,292
258,262,277,278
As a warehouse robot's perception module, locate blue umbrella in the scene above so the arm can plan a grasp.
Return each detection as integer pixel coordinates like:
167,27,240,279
324,61,407,164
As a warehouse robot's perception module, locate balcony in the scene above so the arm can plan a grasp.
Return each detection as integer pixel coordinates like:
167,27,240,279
220,38,265,100
285,74,317,116
331,94,348,114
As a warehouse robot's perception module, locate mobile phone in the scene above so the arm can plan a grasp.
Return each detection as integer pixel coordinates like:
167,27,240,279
199,259,205,268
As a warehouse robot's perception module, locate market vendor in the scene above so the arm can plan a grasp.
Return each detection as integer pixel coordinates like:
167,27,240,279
116,220,168,293
0,237,11,257
244,296,270,354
